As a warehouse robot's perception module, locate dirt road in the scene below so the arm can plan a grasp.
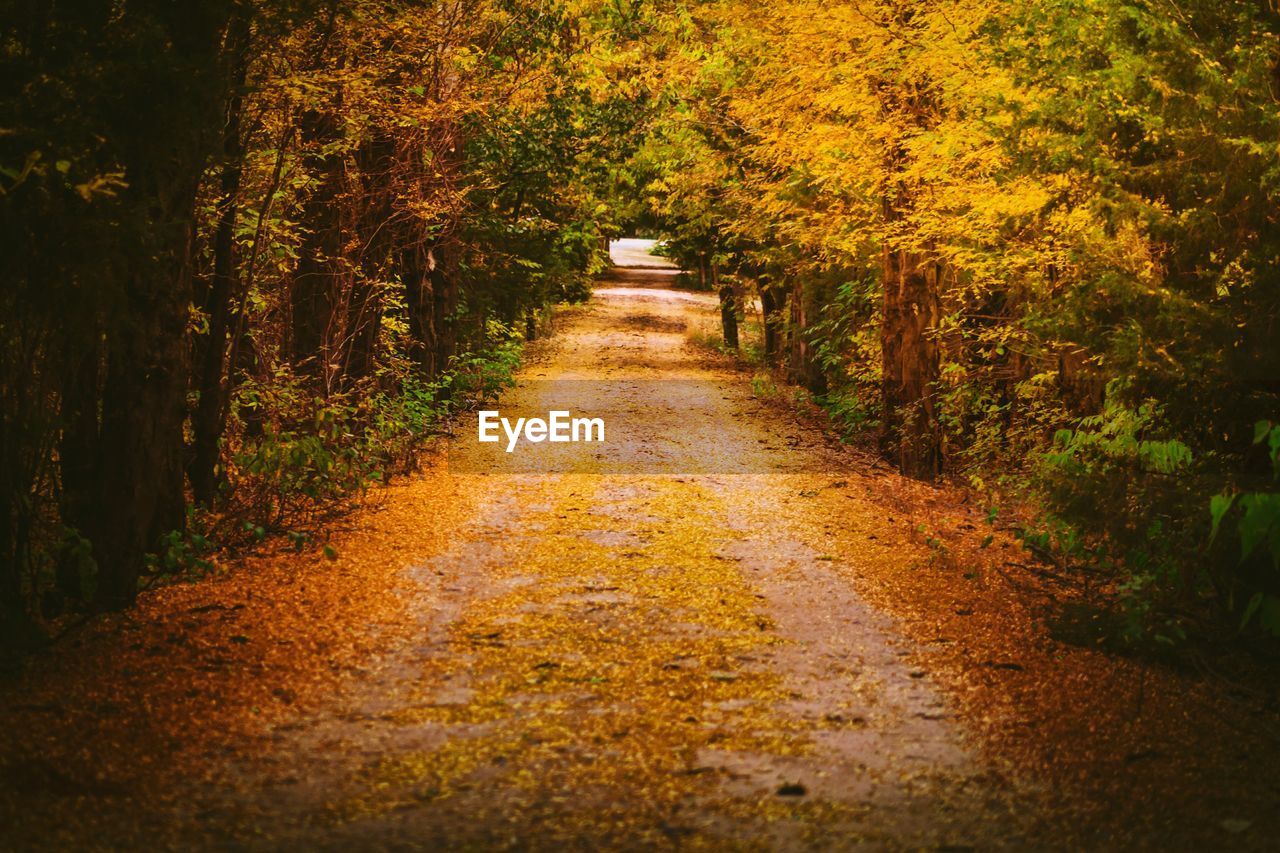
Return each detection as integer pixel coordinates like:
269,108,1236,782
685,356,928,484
171,245,1045,849
1,246,1100,850
5,243,1279,851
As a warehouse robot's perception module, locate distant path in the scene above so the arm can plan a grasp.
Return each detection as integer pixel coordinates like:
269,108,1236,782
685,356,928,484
608,237,679,269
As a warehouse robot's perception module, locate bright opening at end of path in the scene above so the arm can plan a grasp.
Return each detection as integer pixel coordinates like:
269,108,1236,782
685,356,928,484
608,237,679,269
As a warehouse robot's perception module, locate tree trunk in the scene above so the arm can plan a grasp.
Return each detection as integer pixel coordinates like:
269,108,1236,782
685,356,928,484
57,340,102,603
714,265,739,349
432,240,460,371
760,283,783,365
787,278,826,393
189,11,249,505
226,127,293,441
877,39,943,481
96,276,192,609
291,108,346,389
403,242,440,377
880,241,941,480
92,0,232,610
342,131,400,385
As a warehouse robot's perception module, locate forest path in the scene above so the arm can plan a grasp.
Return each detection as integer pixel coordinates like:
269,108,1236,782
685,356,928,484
0,244,1058,851
194,243,1043,849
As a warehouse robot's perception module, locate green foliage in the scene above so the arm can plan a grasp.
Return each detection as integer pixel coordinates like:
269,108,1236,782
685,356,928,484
807,277,882,442
1033,405,1280,642
1030,396,1205,642
147,529,215,582
226,335,522,540
448,322,524,406
1210,422,1280,636
1045,400,1194,480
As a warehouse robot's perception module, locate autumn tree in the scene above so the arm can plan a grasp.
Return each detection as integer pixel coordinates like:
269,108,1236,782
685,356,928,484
632,0,1280,632
0,0,639,633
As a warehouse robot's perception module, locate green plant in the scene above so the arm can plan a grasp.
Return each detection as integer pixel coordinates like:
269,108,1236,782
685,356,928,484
449,321,523,407
806,276,882,442
1032,395,1202,643
146,528,215,581
1210,421,1280,636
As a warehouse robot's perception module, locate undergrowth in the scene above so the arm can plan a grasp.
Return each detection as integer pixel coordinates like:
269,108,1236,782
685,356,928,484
54,326,527,622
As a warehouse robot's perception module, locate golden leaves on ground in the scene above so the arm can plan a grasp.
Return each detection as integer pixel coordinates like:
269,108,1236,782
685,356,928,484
330,476,842,844
5,279,1277,850
774,469,1280,848
0,457,481,849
